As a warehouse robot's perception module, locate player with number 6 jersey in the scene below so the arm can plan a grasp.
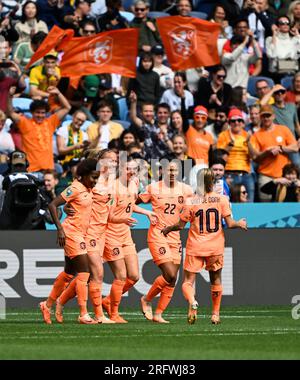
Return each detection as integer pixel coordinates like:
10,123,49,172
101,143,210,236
138,161,193,323
162,168,247,325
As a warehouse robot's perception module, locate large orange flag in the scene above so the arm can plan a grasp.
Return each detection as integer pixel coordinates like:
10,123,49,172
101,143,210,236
157,16,221,71
25,26,74,70
60,28,139,78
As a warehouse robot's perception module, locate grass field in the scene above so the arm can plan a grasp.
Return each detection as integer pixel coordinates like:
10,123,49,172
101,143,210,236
0,306,299,360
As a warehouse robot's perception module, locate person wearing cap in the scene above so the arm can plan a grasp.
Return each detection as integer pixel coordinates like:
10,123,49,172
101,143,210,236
130,0,162,53
183,105,214,167
152,44,175,93
217,108,255,202
29,50,60,106
249,104,299,201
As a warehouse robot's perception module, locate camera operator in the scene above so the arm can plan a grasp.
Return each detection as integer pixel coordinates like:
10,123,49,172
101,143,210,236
0,150,49,229
261,163,300,202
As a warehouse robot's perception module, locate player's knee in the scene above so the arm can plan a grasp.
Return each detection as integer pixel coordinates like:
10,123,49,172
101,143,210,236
164,272,177,285
128,274,139,283
115,273,127,282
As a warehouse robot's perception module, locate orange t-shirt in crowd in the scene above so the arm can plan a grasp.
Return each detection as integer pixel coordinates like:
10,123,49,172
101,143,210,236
17,114,61,172
105,177,139,245
139,180,194,245
217,129,251,172
180,192,231,257
250,124,297,178
185,126,214,165
61,179,93,237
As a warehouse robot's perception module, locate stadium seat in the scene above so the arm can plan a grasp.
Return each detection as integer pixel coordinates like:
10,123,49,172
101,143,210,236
247,76,275,97
12,97,32,112
194,1,215,15
117,97,129,121
281,75,294,90
113,119,131,129
148,11,169,18
189,11,208,20
122,0,134,11
120,11,134,23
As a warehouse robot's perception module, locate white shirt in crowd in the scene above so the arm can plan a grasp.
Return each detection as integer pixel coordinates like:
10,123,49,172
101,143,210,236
0,128,15,154
160,88,194,112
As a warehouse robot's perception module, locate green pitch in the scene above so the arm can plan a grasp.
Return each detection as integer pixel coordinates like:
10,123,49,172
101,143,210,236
0,306,299,359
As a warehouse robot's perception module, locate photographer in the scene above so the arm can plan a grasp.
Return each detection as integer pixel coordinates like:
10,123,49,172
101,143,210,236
261,163,300,202
0,150,49,229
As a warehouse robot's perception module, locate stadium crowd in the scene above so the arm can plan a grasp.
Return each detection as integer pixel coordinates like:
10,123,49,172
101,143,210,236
1,0,300,230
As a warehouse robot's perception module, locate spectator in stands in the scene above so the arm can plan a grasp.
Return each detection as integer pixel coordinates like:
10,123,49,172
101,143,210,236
218,0,242,26
249,104,298,201
151,44,174,95
171,134,195,184
285,71,300,116
13,31,47,73
196,65,232,117
155,102,174,146
288,0,300,32
63,0,94,35
160,71,194,117
0,4,19,44
127,51,160,109
209,3,233,40
217,108,255,201
95,0,128,32
130,0,162,54
37,0,71,30
14,1,48,48
183,105,214,166
119,129,140,152
7,87,71,174
255,78,274,104
230,86,249,114
210,157,230,198
246,104,261,133
87,100,123,149
44,169,59,199
230,183,249,202
261,162,300,201
265,15,300,82
175,0,192,17
55,157,80,194
29,50,60,104
169,109,187,136
240,0,274,49
129,91,173,161
268,0,292,20
205,106,229,143
0,110,15,172
79,19,97,36
56,110,90,165
222,32,262,89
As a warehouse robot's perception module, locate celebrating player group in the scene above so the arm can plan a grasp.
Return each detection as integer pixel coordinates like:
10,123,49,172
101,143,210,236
39,149,247,325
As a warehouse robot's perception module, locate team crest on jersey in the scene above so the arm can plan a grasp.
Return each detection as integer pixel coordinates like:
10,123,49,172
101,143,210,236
90,239,96,247
80,242,86,250
85,37,113,66
66,188,73,197
178,196,184,204
168,26,196,59
113,248,120,256
159,247,166,255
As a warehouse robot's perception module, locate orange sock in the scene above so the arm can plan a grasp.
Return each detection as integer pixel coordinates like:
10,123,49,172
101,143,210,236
102,278,137,305
182,281,195,304
47,272,74,307
59,277,77,306
211,284,223,315
76,272,90,316
145,275,169,302
89,280,103,318
155,286,175,314
110,279,126,318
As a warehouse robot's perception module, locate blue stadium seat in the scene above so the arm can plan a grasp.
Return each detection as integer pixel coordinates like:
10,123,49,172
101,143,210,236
113,119,131,129
281,75,294,90
12,97,32,112
247,76,275,97
189,11,208,20
148,11,169,18
122,0,134,11
120,11,134,23
117,97,129,121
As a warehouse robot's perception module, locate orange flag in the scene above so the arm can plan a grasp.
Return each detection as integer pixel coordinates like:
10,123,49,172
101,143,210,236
60,28,139,78
157,16,221,71
25,26,74,70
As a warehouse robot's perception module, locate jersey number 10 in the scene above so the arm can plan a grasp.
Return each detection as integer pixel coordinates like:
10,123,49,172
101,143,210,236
195,208,220,233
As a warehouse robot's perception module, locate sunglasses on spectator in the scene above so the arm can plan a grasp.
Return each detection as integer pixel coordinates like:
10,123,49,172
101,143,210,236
216,74,226,79
230,118,244,123
83,29,96,34
241,190,247,195
135,7,146,11
274,90,286,95
261,113,272,118
194,114,207,120
278,21,290,25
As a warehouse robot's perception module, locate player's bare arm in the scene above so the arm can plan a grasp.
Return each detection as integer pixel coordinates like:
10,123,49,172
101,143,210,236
161,219,187,236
